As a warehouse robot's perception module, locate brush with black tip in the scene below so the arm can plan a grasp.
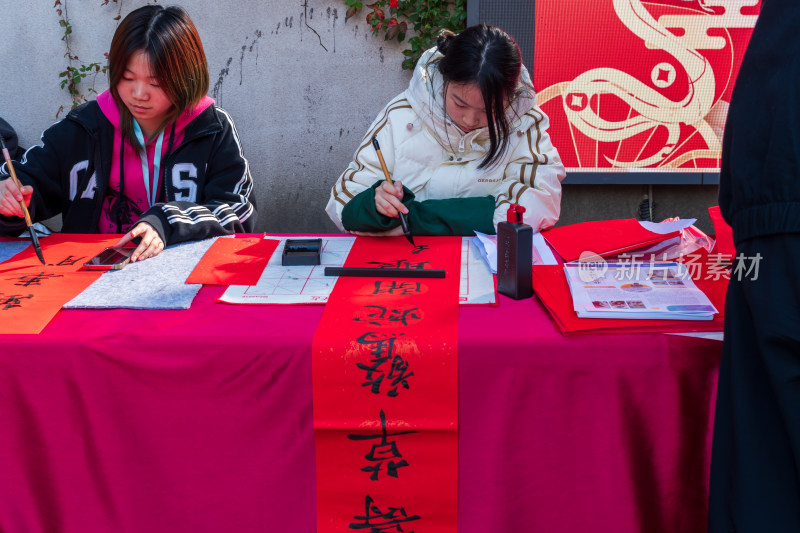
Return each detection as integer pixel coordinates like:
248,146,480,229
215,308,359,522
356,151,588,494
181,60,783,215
0,136,46,265
371,136,414,246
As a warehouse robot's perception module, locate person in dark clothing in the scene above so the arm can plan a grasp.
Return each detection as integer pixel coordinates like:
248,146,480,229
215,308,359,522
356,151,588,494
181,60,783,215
709,0,800,530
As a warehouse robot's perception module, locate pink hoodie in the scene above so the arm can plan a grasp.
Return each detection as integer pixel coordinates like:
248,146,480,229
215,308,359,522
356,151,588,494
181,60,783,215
96,90,214,234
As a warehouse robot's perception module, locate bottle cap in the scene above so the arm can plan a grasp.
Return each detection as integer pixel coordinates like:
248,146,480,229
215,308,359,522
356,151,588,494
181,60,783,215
506,203,526,223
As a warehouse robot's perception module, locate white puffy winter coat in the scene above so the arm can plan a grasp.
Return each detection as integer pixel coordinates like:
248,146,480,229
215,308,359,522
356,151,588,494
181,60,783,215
326,47,565,232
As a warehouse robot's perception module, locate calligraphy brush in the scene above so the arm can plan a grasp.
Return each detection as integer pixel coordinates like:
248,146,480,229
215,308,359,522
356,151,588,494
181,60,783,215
371,136,414,246
0,136,46,265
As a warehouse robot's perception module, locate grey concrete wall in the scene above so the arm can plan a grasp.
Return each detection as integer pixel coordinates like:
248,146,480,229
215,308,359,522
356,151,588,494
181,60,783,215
0,0,720,235
559,185,720,234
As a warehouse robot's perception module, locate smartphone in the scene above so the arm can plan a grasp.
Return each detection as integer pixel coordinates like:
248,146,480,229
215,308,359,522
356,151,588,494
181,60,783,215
83,246,135,270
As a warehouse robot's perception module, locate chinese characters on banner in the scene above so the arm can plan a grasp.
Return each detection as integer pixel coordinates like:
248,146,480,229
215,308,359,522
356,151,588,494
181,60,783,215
312,236,461,532
0,234,121,334
534,0,760,171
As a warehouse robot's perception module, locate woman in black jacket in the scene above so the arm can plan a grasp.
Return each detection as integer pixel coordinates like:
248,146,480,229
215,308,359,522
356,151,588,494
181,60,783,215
0,5,256,262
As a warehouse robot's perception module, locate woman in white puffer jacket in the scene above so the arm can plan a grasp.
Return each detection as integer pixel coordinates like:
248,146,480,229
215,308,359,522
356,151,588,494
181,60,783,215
326,24,565,236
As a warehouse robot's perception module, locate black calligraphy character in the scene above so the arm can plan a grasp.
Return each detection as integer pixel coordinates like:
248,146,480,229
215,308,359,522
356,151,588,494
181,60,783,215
347,409,419,481
349,494,421,532
385,355,413,397
410,244,429,255
353,305,422,327
8,272,64,287
57,255,87,267
356,332,396,394
366,260,430,270
372,281,423,296
356,332,414,396
0,293,34,310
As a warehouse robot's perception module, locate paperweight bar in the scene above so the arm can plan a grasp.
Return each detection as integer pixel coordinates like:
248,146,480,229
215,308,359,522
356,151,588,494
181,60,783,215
324,267,445,278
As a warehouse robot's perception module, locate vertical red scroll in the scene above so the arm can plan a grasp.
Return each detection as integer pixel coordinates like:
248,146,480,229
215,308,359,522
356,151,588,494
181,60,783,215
312,236,461,532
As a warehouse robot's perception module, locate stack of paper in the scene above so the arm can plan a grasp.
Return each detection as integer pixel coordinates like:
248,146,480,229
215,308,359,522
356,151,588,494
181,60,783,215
472,231,558,273
531,263,726,336
541,219,689,262
563,262,717,320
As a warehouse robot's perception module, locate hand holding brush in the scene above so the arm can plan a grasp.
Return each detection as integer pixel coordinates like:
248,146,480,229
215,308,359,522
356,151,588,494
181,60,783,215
0,136,46,264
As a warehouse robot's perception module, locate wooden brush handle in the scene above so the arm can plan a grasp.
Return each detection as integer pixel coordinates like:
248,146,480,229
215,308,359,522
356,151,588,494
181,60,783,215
1,147,33,226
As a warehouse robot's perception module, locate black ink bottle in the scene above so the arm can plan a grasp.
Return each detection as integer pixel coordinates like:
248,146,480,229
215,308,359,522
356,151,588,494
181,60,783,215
497,204,533,300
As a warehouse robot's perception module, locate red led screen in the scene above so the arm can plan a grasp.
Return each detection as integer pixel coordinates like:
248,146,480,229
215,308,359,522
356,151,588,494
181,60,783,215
534,0,760,172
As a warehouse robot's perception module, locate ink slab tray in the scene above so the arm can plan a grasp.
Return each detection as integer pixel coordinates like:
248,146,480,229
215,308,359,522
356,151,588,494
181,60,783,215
281,238,322,266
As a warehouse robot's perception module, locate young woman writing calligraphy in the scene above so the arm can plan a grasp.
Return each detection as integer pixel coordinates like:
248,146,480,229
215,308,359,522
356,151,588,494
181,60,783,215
0,5,256,261
326,24,565,236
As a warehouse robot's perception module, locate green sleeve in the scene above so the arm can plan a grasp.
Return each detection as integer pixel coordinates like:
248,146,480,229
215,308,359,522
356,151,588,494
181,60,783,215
341,181,404,232
341,180,496,236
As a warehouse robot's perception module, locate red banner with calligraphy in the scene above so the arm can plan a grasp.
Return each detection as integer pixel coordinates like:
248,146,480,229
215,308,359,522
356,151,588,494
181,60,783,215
312,236,461,532
0,234,120,334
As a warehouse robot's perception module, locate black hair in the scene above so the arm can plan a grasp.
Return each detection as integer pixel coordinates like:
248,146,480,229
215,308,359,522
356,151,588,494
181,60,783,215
436,25,522,168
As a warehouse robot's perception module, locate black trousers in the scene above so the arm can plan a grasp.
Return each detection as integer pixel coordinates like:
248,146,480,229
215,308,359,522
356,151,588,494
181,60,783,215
709,234,800,532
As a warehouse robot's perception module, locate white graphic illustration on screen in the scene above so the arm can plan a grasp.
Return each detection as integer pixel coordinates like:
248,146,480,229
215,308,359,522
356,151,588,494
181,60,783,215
536,0,759,170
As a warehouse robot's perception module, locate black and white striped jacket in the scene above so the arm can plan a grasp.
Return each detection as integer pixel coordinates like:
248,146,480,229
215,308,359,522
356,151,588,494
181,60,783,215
0,101,256,245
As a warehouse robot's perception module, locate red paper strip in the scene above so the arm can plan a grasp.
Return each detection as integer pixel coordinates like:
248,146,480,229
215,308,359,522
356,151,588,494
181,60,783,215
0,233,122,274
185,236,278,285
542,218,680,262
312,236,461,533
708,206,735,258
0,235,120,334
0,270,104,334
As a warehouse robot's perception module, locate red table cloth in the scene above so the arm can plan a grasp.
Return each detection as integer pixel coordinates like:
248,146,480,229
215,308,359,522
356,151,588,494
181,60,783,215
0,284,720,532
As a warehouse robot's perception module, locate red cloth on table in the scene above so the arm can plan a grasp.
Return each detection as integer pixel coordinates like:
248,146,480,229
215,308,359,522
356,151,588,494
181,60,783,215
541,218,681,261
0,281,719,533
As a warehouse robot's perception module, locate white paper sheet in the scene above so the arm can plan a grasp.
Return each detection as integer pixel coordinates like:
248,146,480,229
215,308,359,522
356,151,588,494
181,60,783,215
638,218,696,234
219,237,354,305
667,331,724,341
460,238,497,305
473,231,558,274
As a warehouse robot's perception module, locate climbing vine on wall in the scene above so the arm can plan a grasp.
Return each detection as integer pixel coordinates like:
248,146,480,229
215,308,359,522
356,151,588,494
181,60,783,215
343,0,466,70
52,0,453,115
53,0,124,117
